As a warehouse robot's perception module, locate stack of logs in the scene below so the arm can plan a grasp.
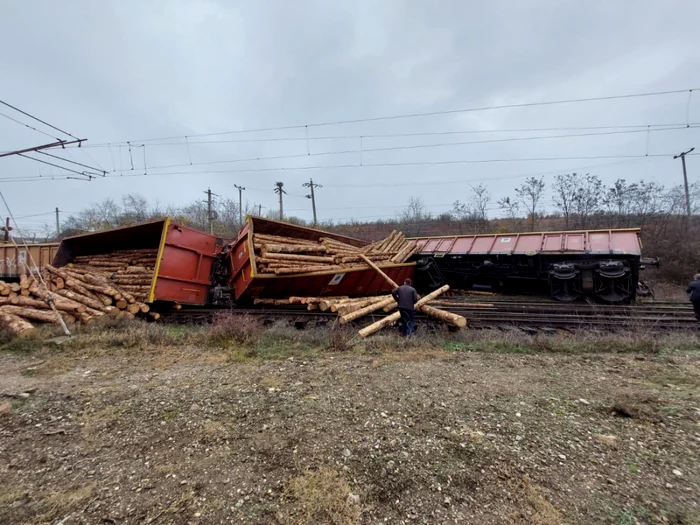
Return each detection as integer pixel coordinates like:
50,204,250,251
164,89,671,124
254,230,417,275
254,285,467,337
0,248,159,338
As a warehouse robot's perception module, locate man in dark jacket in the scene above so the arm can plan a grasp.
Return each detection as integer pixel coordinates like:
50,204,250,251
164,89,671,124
687,274,700,320
392,278,419,336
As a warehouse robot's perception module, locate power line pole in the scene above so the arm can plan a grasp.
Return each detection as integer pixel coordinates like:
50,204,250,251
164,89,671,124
274,182,286,220
674,147,695,218
55,207,60,238
204,188,218,234
302,178,322,225
234,184,246,227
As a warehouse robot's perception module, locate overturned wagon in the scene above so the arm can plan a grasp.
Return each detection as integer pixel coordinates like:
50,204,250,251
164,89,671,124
412,228,659,303
54,218,222,305
227,217,415,300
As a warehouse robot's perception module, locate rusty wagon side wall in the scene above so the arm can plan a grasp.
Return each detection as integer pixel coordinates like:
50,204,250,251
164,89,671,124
53,218,222,305
0,243,60,280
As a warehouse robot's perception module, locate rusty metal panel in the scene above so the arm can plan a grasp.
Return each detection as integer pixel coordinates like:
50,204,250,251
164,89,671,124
0,243,60,279
54,218,221,305
151,220,222,304
229,217,415,300
412,229,642,256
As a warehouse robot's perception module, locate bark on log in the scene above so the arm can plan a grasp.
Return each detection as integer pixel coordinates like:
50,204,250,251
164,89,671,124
0,305,63,324
358,255,399,289
148,312,161,320
377,231,398,252
55,289,108,312
340,297,396,324
273,265,342,275
261,243,327,256
419,305,467,328
139,303,150,313
123,266,150,274
127,303,141,315
385,234,406,254
115,299,128,309
10,283,20,292
19,275,29,289
337,297,390,316
318,297,354,311
0,312,35,337
258,253,336,264
31,289,87,314
19,289,30,297
253,233,319,245
358,285,450,337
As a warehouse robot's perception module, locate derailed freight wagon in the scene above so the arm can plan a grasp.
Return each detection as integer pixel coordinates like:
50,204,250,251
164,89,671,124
228,217,415,300
53,218,223,305
411,228,659,303
0,242,59,280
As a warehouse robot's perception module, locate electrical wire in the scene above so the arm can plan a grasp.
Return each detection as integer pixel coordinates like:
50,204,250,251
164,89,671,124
0,99,78,140
37,151,106,175
0,111,61,141
80,87,699,145
105,124,698,175
17,154,97,179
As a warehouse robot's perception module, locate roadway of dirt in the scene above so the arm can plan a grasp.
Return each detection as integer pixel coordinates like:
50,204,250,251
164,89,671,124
1,347,698,524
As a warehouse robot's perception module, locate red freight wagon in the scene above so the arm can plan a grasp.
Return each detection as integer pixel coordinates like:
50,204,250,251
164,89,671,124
410,229,657,302
53,218,222,305
228,217,415,300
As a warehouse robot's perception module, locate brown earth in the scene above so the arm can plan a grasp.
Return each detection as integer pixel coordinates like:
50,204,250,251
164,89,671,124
0,338,699,524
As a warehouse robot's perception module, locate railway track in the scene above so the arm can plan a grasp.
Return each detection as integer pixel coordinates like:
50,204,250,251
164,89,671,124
162,299,698,331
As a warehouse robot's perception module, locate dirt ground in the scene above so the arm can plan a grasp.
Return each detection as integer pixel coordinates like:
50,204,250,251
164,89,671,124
1,341,699,525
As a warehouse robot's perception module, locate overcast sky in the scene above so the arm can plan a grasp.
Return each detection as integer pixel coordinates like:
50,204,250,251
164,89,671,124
2,0,700,235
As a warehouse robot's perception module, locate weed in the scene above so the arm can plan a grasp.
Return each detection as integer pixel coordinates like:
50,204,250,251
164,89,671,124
208,313,262,345
279,466,361,525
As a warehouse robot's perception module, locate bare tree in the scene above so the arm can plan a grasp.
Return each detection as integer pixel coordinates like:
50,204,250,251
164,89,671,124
497,197,520,220
515,177,546,231
397,197,431,236
552,173,578,229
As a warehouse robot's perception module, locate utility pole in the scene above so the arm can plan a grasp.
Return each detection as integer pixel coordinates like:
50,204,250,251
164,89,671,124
302,178,322,225
55,207,60,238
274,182,286,220
204,188,218,234
674,147,695,218
2,217,11,243
258,204,262,216
234,184,246,227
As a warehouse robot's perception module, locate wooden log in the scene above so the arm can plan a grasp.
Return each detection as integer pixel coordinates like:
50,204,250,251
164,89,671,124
253,233,319,245
0,305,64,324
261,243,327,256
63,278,99,301
123,312,135,320
127,303,140,315
319,237,360,250
19,289,30,297
376,231,398,252
112,285,150,293
254,298,291,306
138,303,150,313
10,283,21,292
173,303,182,310
30,288,87,314
54,289,108,312
358,255,399,289
148,312,161,320
419,305,467,328
391,242,414,263
358,285,450,337
0,312,35,338
385,233,406,254
115,299,128,309
340,297,396,324
258,253,336,264
273,265,342,275
306,303,319,311
123,266,150,274
337,296,390,316
19,275,30,290
318,297,353,311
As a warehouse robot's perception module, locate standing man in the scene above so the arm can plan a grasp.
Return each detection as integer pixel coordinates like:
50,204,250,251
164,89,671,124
687,274,700,320
392,278,419,336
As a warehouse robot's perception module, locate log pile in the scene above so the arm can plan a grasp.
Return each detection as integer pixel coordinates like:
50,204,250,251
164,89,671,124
65,248,157,303
252,285,466,336
0,249,158,337
253,230,418,276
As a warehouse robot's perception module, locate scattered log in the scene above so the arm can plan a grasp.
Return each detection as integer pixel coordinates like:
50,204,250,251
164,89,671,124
358,255,399,289
32,288,87,314
0,312,35,338
0,305,63,324
148,312,161,320
340,297,396,324
258,253,336,264
273,265,342,275
337,296,390,316
419,304,467,328
358,285,450,337
54,289,108,312
127,303,141,315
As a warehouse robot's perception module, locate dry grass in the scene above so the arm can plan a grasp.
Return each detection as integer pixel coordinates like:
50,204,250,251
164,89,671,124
279,466,362,525
508,479,562,525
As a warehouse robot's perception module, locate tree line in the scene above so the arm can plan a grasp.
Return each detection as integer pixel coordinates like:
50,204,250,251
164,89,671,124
42,173,700,283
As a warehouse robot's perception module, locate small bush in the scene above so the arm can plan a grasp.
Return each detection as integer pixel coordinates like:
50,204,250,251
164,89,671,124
208,313,262,345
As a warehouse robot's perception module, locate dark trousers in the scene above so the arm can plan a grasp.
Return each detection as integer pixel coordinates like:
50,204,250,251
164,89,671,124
693,300,700,320
398,308,415,336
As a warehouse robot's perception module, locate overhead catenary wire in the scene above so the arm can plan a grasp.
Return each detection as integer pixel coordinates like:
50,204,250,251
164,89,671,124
0,99,78,140
75,87,699,146
17,153,98,179
0,111,61,141
36,150,106,175
104,124,699,175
